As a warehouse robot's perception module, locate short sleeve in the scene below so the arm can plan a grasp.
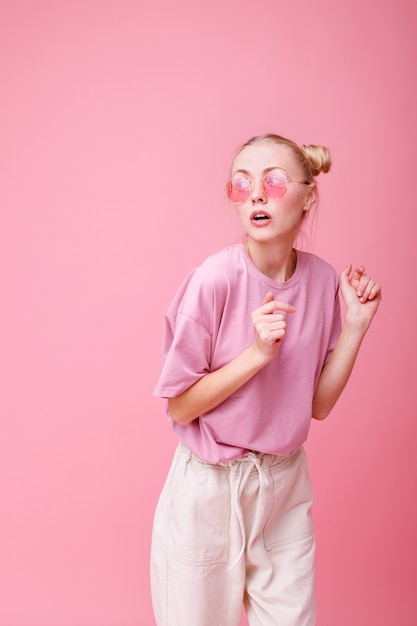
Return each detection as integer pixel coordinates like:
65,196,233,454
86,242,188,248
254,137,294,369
323,279,342,364
153,311,212,397
153,262,223,398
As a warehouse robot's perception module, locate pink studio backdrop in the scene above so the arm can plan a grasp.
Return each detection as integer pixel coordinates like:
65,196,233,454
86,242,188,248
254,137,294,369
1,1,416,625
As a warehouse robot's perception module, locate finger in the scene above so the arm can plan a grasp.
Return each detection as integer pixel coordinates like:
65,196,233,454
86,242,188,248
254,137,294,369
368,283,381,301
341,264,353,284
342,264,368,290
350,266,366,287
359,279,374,302
263,292,275,305
256,320,287,344
342,263,352,278
262,300,296,315
253,312,284,330
356,272,376,299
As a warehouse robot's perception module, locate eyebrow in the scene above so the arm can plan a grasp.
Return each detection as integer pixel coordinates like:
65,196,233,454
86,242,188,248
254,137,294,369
232,166,288,177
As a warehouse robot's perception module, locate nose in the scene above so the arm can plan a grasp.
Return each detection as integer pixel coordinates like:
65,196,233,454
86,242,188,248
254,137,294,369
250,180,266,203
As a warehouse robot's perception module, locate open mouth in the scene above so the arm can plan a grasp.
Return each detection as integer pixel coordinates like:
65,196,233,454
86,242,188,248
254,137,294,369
251,211,272,222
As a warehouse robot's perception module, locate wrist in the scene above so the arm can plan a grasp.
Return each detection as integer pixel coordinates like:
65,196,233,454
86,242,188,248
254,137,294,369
248,342,277,369
344,312,371,334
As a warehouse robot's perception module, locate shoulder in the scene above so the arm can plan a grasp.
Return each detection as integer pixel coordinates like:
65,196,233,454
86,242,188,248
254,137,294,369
195,243,243,275
298,250,339,282
298,251,339,291
182,244,244,291
166,244,243,318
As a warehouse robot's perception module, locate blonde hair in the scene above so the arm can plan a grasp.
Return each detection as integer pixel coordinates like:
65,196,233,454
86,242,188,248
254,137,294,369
235,134,331,181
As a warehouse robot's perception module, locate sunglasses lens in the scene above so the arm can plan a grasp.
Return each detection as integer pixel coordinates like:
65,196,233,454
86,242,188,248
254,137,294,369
263,171,287,197
226,177,250,202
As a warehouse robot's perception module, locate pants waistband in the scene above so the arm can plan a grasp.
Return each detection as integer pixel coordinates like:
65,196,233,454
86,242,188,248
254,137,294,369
178,442,300,471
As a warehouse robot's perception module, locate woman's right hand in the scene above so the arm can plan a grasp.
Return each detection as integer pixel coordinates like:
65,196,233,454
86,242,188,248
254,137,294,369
169,292,295,425
251,292,295,362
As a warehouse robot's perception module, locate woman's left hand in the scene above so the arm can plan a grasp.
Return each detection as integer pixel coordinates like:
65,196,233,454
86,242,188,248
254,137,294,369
340,264,382,326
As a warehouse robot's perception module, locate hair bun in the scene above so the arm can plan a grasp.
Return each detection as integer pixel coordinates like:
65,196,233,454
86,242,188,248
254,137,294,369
301,144,331,176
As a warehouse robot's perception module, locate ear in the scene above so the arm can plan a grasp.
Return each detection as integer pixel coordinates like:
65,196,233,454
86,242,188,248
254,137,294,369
303,183,317,213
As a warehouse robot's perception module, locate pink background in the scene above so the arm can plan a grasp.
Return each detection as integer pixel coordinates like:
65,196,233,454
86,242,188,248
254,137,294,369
1,1,416,624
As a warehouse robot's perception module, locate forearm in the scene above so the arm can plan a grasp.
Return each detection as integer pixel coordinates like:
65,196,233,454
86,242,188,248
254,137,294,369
312,315,371,420
168,344,271,425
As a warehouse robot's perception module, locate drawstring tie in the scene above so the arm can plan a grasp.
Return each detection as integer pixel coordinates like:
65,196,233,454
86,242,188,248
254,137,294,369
228,453,269,570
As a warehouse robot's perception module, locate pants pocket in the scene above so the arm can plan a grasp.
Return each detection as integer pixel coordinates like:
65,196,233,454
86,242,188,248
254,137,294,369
168,458,230,566
264,449,314,551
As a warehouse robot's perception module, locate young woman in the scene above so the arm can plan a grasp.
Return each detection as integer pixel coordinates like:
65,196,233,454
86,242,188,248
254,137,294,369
151,134,381,626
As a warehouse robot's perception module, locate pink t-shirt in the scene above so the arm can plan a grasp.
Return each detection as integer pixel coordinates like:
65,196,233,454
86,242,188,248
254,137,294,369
154,244,341,463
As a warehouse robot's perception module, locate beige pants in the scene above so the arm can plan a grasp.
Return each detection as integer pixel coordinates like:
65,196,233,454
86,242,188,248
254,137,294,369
151,443,316,626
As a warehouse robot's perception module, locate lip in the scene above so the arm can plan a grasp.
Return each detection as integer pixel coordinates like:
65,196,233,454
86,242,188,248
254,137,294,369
250,210,272,226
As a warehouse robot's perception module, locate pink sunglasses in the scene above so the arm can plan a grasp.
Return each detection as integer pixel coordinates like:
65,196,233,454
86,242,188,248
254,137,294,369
225,169,309,203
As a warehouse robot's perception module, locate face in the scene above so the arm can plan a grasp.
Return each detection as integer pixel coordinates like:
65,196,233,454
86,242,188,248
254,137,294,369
229,141,316,246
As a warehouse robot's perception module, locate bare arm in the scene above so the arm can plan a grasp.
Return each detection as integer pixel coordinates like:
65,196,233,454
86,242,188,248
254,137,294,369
168,294,295,425
312,264,381,420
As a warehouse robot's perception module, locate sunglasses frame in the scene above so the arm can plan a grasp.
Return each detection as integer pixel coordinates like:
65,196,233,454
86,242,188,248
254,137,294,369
225,169,309,203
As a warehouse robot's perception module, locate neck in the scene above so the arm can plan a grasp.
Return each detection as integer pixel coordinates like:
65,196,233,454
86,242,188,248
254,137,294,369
244,239,297,282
